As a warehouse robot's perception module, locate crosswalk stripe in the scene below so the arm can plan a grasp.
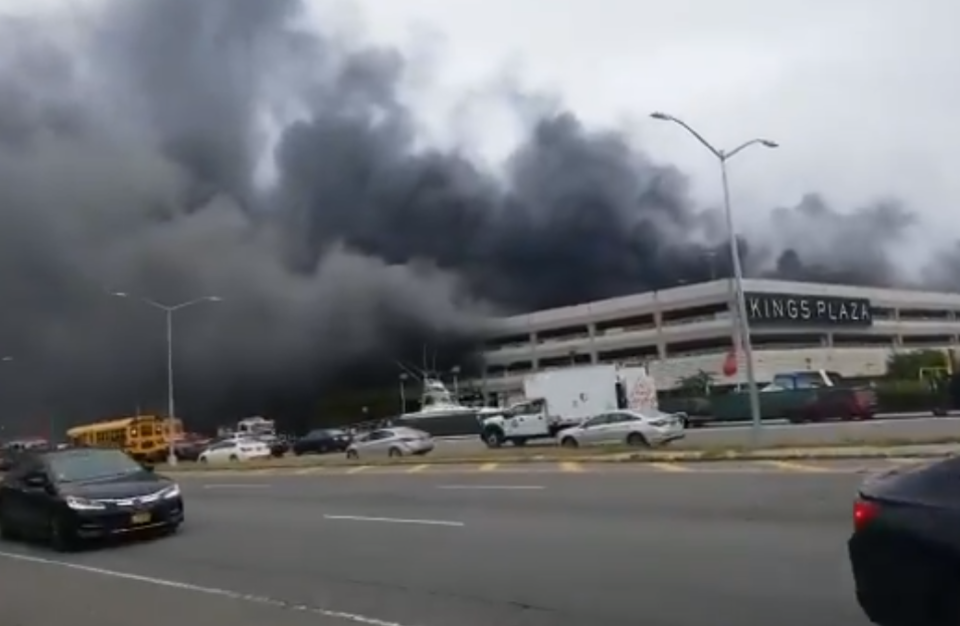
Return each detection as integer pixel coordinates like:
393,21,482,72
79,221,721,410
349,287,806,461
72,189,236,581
406,464,430,473
347,465,370,474
478,463,498,472
560,461,584,473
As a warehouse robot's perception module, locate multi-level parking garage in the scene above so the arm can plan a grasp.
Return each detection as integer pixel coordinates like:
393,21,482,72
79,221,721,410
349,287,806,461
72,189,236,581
479,279,960,397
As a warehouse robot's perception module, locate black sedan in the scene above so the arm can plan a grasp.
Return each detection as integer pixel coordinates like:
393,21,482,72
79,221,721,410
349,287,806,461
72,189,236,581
0,447,184,551
848,456,960,626
292,428,352,455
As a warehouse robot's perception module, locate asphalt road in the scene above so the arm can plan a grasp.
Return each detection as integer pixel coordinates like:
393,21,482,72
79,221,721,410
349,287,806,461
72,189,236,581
429,413,960,456
0,465,872,626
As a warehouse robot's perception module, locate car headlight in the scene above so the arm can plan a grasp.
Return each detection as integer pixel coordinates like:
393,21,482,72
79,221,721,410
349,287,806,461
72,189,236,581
159,483,181,499
65,495,107,511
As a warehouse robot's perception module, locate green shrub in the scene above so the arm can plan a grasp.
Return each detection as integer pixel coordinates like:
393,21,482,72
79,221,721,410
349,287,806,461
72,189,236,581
874,379,940,413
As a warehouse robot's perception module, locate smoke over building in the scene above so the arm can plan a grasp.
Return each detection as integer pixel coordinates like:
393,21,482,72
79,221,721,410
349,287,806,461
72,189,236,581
0,0,940,432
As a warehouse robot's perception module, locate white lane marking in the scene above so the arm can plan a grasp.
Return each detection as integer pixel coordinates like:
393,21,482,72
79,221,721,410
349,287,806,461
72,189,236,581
436,485,544,490
323,514,464,527
0,550,410,626
202,484,270,489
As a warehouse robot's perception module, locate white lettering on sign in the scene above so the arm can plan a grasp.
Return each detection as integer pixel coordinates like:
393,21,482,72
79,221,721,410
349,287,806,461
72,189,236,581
746,293,872,326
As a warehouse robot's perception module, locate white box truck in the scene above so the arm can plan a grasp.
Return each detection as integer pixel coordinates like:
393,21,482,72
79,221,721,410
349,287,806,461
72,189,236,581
479,364,658,447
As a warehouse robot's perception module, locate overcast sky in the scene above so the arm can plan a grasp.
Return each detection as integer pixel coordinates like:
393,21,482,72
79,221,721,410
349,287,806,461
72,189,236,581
6,0,959,257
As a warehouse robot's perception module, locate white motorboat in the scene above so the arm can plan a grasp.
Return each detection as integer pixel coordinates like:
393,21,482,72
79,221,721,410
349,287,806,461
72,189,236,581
393,379,497,437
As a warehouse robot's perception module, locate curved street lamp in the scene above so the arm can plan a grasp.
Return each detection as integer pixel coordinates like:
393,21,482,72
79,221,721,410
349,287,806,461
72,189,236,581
650,111,778,445
111,292,222,464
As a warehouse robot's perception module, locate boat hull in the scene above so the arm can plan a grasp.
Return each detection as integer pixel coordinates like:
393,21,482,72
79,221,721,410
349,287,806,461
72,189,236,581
394,411,483,438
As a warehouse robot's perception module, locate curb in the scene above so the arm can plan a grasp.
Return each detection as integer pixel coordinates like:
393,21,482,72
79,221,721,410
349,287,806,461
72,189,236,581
157,448,955,472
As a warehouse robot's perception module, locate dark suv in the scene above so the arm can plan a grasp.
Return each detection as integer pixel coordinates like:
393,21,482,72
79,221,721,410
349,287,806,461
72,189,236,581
292,429,352,456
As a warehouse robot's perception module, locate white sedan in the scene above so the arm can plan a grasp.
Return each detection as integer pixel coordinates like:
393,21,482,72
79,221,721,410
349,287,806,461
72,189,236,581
346,427,434,460
198,439,272,463
557,409,685,448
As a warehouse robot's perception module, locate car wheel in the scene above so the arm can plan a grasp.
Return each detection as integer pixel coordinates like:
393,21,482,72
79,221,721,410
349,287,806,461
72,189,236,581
199,456,208,463
49,514,78,553
346,450,359,460
626,432,649,447
483,428,505,449
229,455,239,462
388,447,403,458
560,437,579,448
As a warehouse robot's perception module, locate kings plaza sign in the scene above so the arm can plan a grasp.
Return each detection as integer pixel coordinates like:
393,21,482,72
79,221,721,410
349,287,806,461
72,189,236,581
744,292,873,327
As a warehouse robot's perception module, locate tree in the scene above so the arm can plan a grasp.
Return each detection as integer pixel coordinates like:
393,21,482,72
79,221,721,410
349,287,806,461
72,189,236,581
677,370,714,395
886,350,949,380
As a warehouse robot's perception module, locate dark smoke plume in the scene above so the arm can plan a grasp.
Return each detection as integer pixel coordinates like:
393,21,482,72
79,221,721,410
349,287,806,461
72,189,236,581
0,0,933,434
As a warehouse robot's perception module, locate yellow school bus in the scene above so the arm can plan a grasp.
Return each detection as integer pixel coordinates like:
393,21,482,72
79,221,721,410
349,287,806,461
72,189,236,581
66,415,184,462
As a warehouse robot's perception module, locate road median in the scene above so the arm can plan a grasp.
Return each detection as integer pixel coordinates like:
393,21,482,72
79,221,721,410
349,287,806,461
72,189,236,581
157,437,960,472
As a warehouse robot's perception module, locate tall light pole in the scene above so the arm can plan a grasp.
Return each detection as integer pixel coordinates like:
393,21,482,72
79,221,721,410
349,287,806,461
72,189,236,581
111,292,222,464
650,111,778,446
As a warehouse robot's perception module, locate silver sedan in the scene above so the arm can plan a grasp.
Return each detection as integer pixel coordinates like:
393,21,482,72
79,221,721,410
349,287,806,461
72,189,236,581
556,409,685,448
345,427,434,460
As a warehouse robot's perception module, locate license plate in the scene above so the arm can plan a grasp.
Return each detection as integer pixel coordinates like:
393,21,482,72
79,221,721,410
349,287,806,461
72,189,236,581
131,512,151,525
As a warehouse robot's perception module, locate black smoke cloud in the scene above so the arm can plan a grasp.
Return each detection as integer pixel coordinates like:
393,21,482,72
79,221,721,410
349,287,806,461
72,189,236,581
0,0,931,433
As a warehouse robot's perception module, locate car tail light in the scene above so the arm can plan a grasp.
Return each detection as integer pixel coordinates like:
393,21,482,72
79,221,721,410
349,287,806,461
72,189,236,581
853,498,880,531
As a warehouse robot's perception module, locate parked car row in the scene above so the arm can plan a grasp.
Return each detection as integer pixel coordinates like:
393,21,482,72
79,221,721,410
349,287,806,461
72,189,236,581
198,427,432,463
168,405,685,467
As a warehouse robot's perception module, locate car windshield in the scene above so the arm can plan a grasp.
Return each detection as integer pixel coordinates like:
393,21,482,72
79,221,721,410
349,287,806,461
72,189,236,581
47,448,142,483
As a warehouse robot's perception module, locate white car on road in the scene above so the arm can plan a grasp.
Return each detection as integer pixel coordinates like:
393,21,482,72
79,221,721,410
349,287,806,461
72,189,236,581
198,439,272,463
346,427,434,460
557,409,685,448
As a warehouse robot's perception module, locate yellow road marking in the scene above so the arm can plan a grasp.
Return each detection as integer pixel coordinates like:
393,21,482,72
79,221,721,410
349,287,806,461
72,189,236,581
479,463,498,472
649,462,692,472
406,464,430,473
760,460,830,473
560,461,584,473
347,465,370,474
294,467,323,475
247,469,275,476
886,458,923,465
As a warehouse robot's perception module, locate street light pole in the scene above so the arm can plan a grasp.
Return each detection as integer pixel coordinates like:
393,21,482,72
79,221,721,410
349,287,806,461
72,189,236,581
111,292,222,465
165,308,175,460
650,111,778,446
398,373,408,414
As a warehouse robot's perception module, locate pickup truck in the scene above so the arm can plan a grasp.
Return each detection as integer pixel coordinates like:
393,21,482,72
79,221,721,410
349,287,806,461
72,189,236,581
660,370,876,426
